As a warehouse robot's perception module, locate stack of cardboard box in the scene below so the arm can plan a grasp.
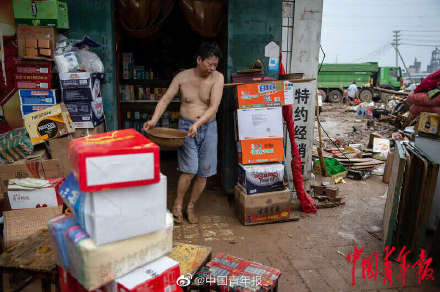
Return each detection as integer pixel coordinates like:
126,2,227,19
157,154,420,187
234,81,294,225
49,129,182,291
59,72,105,129
16,25,57,117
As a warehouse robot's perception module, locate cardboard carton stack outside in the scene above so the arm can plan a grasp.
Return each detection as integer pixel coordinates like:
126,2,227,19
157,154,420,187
0,126,64,237
234,81,294,225
15,25,57,117
59,72,105,129
49,129,182,291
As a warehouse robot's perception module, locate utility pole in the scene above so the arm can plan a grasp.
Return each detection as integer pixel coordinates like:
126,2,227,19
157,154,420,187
392,30,401,67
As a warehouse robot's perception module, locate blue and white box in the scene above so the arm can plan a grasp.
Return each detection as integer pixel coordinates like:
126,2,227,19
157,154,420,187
19,89,57,117
238,163,285,194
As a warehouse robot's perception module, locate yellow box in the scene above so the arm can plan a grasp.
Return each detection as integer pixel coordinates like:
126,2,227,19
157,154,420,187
24,103,75,145
418,112,440,137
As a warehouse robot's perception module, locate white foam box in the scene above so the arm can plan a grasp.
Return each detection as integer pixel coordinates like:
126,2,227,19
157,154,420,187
63,212,173,290
58,172,167,245
236,107,283,140
114,256,182,292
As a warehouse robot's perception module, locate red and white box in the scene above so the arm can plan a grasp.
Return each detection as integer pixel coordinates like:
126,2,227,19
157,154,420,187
15,73,52,89
67,129,160,192
15,59,52,74
7,178,63,209
116,256,182,292
196,253,281,291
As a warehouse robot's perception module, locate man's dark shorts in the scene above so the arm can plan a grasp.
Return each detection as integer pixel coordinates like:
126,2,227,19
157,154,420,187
177,117,217,177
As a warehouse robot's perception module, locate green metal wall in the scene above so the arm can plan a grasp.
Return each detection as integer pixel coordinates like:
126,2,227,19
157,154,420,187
221,0,282,193
65,0,118,130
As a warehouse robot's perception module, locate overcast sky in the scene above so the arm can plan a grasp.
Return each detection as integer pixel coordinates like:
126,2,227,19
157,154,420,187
320,0,440,71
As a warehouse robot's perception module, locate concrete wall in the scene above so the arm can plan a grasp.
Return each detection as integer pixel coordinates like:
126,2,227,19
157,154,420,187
286,0,323,190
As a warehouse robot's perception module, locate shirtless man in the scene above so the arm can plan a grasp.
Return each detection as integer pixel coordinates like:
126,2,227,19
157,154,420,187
142,42,224,224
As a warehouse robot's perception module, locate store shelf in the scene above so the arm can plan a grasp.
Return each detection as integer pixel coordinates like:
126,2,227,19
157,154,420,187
120,79,171,87
120,99,180,103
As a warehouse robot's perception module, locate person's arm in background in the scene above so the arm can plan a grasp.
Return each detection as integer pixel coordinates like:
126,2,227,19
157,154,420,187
142,74,181,131
187,73,224,138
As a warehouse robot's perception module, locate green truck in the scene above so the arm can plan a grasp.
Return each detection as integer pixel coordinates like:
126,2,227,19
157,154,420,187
317,62,403,103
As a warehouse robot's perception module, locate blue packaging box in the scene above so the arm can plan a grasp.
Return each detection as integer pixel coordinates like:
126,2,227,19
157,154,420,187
19,89,57,105
21,105,52,117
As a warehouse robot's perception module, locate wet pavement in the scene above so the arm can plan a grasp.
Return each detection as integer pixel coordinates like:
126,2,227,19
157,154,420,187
18,103,439,291
162,102,440,291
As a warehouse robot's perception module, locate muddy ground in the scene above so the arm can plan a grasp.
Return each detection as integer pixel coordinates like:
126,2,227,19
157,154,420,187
18,103,439,292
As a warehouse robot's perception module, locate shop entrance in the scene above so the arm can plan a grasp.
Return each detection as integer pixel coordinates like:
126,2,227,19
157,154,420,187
114,0,227,188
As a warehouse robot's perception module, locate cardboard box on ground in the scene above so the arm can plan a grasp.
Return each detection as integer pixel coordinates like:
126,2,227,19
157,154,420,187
234,185,291,225
3,206,62,249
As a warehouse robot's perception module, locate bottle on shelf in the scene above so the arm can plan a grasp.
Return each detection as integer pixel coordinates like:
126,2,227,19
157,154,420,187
162,112,170,128
145,67,150,80
134,111,141,132
141,112,148,124
123,111,132,129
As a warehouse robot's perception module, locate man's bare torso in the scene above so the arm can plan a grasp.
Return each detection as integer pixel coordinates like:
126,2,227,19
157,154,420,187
177,68,221,122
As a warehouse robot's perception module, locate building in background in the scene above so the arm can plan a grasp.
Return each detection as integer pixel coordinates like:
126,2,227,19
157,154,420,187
427,47,440,73
408,58,421,74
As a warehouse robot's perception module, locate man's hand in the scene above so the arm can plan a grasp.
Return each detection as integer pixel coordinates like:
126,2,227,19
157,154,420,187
142,120,156,132
188,124,199,138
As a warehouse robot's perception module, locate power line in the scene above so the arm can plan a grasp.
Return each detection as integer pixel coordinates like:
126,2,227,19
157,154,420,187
392,30,401,67
400,39,440,43
401,43,440,47
401,30,440,33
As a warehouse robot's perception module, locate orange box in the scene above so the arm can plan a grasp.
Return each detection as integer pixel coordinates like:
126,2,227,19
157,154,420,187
25,39,37,48
38,39,50,49
39,48,52,57
25,48,38,57
237,137,284,164
236,81,285,109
